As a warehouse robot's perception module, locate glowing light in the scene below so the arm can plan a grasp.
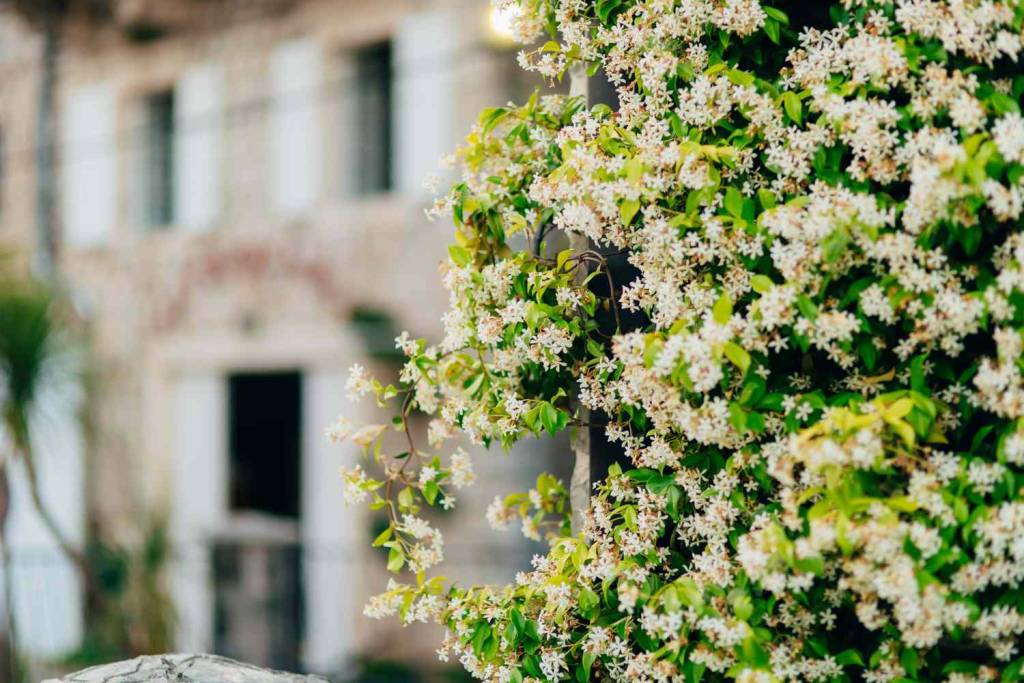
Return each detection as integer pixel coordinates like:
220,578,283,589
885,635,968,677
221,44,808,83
487,5,519,45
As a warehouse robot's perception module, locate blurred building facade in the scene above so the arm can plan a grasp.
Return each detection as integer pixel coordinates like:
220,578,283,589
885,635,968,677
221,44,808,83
0,0,560,677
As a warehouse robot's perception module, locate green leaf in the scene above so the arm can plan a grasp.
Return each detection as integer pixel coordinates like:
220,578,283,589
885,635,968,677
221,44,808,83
763,6,789,24
961,225,982,256
471,622,491,654
423,480,440,505
783,91,803,124
448,245,472,267
1001,657,1023,682
523,655,543,678
836,649,865,667
387,546,404,572
724,341,751,374
479,107,509,134
727,69,755,87
724,186,744,218
538,402,568,436
886,496,919,513
906,408,933,439
990,91,1021,116
887,418,916,448
731,592,753,621
579,586,599,613
750,274,774,294
510,609,526,634
857,337,878,372
757,188,777,210
739,376,766,406
910,354,927,392
729,402,748,432
461,196,480,216
620,198,641,226
371,526,392,547
713,292,733,324
556,248,573,271
796,295,818,321
900,648,919,678
581,653,596,681
503,618,518,644
684,660,706,683
595,0,623,25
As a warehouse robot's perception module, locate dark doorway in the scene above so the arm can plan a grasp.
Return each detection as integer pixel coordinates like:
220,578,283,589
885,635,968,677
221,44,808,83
218,371,304,671
227,371,302,519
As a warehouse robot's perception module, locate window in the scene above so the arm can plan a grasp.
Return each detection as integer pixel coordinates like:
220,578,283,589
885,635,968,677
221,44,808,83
142,90,175,227
351,41,393,195
228,372,302,518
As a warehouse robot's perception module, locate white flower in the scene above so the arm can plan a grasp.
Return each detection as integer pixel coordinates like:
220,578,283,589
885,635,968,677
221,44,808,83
345,363,372,401
418,465,438,484
325,415,353,443
449,448,475,488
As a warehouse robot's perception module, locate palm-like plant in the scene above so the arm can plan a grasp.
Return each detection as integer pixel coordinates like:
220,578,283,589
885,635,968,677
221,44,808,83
0,281,86,573
0,274,89,682
0,276,178,669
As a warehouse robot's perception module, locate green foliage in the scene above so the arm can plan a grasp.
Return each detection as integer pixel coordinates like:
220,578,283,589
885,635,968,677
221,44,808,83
0,281,61,448
338,1,1024,681
66,517,175,665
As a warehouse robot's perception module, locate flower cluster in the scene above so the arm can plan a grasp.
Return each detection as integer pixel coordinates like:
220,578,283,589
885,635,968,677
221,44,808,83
333,0,1024,681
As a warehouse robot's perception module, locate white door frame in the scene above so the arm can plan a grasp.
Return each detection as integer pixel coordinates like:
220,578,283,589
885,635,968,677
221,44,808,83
151,328,368,672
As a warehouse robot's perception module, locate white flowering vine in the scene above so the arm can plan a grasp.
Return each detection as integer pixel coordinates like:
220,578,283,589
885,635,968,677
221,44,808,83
332,1,1024,681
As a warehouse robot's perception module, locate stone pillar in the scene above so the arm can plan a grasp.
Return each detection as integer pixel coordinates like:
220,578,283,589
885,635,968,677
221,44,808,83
568,62,590,536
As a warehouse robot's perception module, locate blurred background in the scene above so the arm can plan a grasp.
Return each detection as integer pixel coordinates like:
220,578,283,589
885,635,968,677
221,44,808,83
0,1,581,680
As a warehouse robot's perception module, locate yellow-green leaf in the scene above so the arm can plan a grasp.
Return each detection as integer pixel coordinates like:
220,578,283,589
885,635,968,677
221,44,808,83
713,292,733,324
372,526,393,547
783,91,803,124
557,248,573,271
751,274,774,294
448,245,472,267
387,546,405,572
723,341,751,374
620,198,641,226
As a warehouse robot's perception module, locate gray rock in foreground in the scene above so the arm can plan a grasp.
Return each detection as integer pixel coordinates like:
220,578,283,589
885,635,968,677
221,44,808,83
42,654,330,683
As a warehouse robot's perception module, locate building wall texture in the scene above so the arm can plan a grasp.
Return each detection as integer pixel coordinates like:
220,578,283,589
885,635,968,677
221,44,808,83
0,0,563,674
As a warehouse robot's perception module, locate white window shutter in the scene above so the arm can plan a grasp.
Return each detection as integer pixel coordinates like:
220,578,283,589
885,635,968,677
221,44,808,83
175,62,223,232
394,9,460,196
303,369,362,670
269,39,322,216
170,372,227,651
61,83,116,247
